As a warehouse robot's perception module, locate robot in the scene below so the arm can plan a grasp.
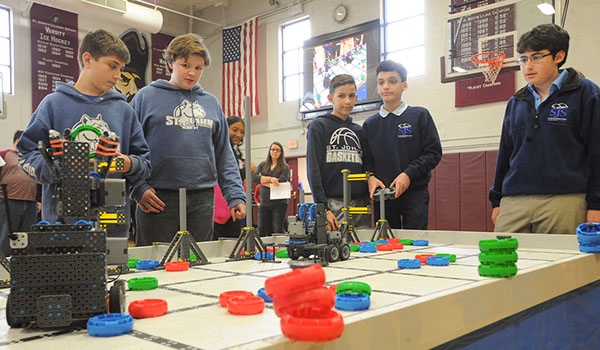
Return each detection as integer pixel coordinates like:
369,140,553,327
3,126,127,328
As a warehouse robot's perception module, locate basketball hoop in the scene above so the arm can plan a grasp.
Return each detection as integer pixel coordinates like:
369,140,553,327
470,51,505,84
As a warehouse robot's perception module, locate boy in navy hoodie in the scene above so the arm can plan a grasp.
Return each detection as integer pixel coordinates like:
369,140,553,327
490,24,600,234
131,33,245,245
17,29,151,237
363,60,442,230
307,74,369,231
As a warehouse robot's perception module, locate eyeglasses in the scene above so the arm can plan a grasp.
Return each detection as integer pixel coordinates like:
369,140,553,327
517,53,552,65
270,148,281,153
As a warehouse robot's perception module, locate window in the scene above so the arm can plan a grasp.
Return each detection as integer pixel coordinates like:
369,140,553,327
281,17,310,102
383,0,425,77
0,6,12,94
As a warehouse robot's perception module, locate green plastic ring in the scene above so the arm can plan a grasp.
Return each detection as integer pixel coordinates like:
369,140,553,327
436,253,456,262
349,245,360,252
69,124,103,158
128,277,158,291
127,258,142,269
478,264,517,278
275,249,288,258
336,281,371,296
479,238,519,252
398,239,413,245
479,251,518,265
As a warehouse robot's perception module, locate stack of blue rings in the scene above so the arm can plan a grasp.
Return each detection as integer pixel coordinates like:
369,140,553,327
254,252,274,260
576,223,600,253
87,313,134,337
359,244,377,253
335,293,370,311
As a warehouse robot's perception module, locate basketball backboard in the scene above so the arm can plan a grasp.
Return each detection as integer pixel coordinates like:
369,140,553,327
441,0,555,83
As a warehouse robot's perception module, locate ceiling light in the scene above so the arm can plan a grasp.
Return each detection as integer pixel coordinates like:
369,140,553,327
537,2,555,15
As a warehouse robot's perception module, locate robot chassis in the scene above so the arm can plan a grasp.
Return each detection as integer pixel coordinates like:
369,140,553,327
1,126,128,328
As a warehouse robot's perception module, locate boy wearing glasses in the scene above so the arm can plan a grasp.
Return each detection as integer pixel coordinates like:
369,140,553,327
490,24,600,234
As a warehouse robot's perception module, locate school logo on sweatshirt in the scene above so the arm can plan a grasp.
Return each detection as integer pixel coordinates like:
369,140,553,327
326,127,362,164
71,114,114,153
397,123,412,138
166,99,214,130
548,102,568,122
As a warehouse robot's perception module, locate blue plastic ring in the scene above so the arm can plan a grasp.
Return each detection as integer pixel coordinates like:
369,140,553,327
335,293,370,311
136,260,159,270
412,240,429,246
87,313,134,337
359,244,377,253
298,203,308,221
426,256,450,266
579,244,600,254
397,259,421,269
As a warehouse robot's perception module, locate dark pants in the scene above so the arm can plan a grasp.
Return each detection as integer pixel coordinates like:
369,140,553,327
135,188,214,246
258,202,288,236
214,217,243,239
0,199,37,256
374,187,430,230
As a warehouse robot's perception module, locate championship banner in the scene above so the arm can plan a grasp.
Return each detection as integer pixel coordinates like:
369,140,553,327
151,33,174,82
30,3,78,112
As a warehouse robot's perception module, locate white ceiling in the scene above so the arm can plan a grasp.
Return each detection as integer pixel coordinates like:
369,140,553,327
133,0,231,13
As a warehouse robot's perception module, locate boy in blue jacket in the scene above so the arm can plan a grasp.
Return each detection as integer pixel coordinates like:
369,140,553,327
306,74,369,231
363,60,442,230
490,24,600,234
131,33,245,245
17,29,151,237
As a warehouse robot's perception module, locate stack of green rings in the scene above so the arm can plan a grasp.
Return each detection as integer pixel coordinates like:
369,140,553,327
127,259,142,269
128,277,159,291
478,238,519,278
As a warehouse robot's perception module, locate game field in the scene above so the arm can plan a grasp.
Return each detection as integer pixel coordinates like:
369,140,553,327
0,229,597,349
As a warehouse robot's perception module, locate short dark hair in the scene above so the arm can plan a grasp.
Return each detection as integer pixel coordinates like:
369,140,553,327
164,33,211,73
376,60,407,82
517,24,570,68
13,130,23,143
79,29,130,69
227,115,244,127
329,74,356,95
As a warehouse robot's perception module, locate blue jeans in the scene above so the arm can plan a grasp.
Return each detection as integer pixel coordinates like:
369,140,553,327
0,199,38,256
135,188,214,246
258,202,288,236
374,187,430,230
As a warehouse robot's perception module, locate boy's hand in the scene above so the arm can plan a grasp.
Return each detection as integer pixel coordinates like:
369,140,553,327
368,176,385,199
231,203,246,220
587,209,600,223
139,188,166,213
491,207,500,225
392,173,411,198
326,210,339,231
112,152,132,173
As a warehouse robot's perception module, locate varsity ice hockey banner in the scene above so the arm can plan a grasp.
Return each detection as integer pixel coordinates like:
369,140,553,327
222,17,259,117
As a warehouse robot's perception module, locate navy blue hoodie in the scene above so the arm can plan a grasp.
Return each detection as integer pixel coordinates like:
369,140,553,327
362,106,442,190
130,80,245,208
306,113,367,207
17,81,151,224
490,68,600,209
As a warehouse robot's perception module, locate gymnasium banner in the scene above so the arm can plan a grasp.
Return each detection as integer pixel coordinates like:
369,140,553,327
455,71,515,107
30,3,78,112
116,29,149,102
151,33,174,82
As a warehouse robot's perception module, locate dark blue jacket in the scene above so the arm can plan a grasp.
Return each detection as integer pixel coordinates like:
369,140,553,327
362,106,442,190
489,68,600,209
306,113,367,207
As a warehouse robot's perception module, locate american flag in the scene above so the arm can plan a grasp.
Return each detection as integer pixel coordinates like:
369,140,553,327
222,17,259,117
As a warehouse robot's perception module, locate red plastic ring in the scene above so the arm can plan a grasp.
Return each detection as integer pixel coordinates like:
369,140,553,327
274,286,334,317
265,264,325,299
377,244,393,251
280,307,344,342
390,243,404,250
128,299,168,318
415,254,436,264
388,238,400,244
165,261,189,272
227,295,265,315
219,290,254,307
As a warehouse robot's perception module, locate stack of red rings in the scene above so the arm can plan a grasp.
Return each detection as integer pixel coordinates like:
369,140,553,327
218,290,265,315
264,264,344,342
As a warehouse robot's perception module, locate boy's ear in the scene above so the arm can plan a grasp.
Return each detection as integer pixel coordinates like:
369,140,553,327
554,50,566,66
81,52,93,68
402,81,408,92
327,94,334,104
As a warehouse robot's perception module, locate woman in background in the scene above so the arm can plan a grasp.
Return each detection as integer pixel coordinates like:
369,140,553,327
252,142,290,236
